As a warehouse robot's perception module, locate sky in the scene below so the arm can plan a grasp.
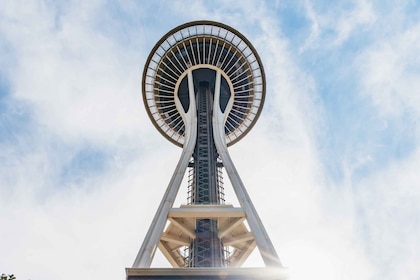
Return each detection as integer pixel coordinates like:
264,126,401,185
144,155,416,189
0,0,419,279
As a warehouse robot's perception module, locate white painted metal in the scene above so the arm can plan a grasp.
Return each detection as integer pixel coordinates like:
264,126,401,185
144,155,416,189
132,21,285,278
218,217,246,238
168,205,245,218
167,217,196,239
142,22,265,148
212,70,282,267
133,70,197,268
134,67,281,268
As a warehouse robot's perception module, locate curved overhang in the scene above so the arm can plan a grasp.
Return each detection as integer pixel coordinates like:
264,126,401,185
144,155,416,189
142,20,266,147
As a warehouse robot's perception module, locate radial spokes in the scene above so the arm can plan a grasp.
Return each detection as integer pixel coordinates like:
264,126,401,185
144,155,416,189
142,21,265,147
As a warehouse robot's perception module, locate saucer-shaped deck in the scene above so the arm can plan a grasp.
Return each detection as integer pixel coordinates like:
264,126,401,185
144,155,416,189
142,20,266,147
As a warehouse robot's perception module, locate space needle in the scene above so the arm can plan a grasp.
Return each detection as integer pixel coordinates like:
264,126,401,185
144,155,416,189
126,20,286,279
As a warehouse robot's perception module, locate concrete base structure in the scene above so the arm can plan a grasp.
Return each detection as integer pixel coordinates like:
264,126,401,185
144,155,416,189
126,267,288,280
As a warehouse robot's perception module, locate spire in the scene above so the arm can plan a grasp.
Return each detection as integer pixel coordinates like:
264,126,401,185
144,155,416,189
127,20,286,280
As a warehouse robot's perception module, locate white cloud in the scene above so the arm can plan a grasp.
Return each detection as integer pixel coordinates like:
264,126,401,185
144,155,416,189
358,22,420,118
1,1,150,146
1,1,419,280
301,0,376,50
355,148,420,279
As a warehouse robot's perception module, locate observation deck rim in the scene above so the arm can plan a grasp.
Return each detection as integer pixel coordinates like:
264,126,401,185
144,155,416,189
142,20,266,147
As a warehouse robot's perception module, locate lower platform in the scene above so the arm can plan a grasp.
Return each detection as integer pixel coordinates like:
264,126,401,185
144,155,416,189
126,267,288,280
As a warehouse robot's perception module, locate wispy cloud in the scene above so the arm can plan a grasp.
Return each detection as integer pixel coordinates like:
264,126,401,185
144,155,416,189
1,1,419,280
300,0,376,51
358,23,420,117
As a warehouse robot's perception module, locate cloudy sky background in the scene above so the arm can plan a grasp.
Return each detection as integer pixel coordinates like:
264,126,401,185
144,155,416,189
1,0,419,279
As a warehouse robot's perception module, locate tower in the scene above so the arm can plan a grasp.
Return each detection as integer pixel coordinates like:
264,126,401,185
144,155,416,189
127,21,286,279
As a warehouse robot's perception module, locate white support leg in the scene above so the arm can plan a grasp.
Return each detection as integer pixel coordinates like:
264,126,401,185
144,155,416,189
133,70,197,268
212,69,282,267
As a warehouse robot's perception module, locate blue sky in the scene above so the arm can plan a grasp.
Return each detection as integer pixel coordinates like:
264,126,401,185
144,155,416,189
1,1,419,279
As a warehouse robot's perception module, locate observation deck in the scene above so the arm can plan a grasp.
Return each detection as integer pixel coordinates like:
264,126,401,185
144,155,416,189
130,20,284,278
142,20,266,147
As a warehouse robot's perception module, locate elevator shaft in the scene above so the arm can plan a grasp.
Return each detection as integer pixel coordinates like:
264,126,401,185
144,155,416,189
189,81,224,267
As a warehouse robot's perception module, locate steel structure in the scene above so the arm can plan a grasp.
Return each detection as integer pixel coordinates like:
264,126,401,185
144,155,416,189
128,20,284,279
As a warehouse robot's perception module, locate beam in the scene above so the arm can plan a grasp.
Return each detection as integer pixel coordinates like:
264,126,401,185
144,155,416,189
133,69,198,268
223,232,254,246
168,218,196,239
169,207,245,218
218,217,246,238
231,240,257,267
161,233,190,246
158,241,183,268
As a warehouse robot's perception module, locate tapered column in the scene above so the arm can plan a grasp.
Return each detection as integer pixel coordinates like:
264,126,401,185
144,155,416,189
213,70,282,267
133,71,197,268
131,21,284,277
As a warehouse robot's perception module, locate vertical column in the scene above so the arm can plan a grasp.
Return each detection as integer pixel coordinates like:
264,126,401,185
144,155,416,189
189,80,224,267
212,70,282,267
132,71,197,268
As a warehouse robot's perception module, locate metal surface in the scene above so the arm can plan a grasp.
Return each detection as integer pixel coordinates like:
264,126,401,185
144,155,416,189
212,69,281,266
133,70,197,268
189,80,224,267
132,20,281,273
142,20,265,147
127,267,287,280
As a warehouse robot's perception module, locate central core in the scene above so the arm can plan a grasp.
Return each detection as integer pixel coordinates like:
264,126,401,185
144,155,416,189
181,69,229,267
